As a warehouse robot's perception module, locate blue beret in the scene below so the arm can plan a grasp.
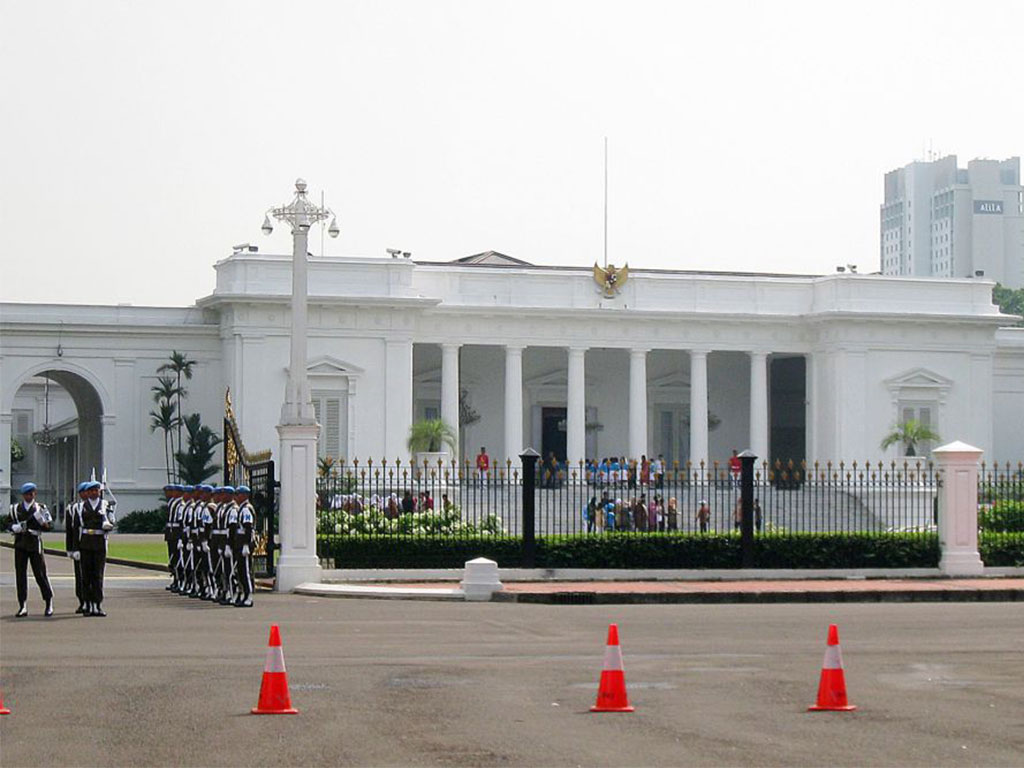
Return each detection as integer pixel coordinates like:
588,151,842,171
77,481,90,493
221,485,235,494
86,481,102,491
183,485,195,492
235,485,251,495
163,483,176,491
197,484,214,493
20,482,37,494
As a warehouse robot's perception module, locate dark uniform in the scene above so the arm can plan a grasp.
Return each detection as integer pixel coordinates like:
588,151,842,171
233,486,255,607
163,484,183,591
9,482,54,617
66,482,88,612
194,485,215,600
181,491,199,596
210,487,235,604
172,487,193,593
76,481,114,616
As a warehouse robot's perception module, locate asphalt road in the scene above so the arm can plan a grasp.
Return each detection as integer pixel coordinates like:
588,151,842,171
1,548,1023,767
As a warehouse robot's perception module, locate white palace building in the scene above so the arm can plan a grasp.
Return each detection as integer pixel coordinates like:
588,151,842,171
3,246,1023,513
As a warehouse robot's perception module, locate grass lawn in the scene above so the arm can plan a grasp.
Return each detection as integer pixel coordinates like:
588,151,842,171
45,539,169,566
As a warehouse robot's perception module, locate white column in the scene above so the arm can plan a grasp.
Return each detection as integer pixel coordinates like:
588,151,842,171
689,349,709,470
276,221,321,592
933,440,985,576
0,412,13,495
628,348,649,459
281,224,315,425
749,351,769,462
441,343,460,459
384,338,414,462
504,345,524,467
566,347,587,468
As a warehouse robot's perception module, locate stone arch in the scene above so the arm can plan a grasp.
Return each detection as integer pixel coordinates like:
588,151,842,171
5,363,108,497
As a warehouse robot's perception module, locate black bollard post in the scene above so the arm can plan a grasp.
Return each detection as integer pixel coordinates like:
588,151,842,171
738,449,757,569
519,448,541,568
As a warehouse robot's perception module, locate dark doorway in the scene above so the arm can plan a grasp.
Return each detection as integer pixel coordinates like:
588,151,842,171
769,356,806,479
541,407,567,463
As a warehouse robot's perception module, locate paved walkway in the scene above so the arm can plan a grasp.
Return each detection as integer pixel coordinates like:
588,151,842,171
342,577,1024,603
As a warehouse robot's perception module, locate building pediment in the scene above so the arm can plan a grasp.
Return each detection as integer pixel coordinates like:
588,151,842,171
307,356,364,377
884,367,952,402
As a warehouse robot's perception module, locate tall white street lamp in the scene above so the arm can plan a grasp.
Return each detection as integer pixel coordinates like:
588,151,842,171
262,178,339,591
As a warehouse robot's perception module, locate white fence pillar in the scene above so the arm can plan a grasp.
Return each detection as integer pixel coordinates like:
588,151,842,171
933,440,985,577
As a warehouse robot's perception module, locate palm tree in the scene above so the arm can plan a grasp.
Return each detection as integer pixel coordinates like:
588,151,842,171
151,374,183,480
149,399,179,483
880,419,941,457
158,351,197,466
175,413,223,485
407,418,458,455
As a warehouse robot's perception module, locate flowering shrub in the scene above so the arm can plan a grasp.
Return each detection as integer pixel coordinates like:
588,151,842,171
317,504,504,536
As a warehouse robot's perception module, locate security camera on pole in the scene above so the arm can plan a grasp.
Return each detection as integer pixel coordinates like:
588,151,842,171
261,179,339,591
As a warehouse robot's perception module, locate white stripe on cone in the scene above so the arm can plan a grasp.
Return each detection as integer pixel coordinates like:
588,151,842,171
264,646,287,674
822,644,843,670
602,644,625,671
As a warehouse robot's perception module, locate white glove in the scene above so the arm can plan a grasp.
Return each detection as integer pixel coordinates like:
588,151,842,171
241,545,250,557
101,520,114,531
11,523,23,534
186,542,193,551
72,550,81,561
202,542,210,553
34,509,52,525
224,546,232,558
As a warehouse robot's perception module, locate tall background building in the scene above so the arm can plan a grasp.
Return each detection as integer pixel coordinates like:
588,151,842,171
880,156,1024,288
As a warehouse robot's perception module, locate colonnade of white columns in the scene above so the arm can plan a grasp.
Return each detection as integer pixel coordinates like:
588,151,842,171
433,344,778,467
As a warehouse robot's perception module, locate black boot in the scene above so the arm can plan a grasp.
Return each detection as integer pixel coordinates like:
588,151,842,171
15,603,28,618
45,599,54,617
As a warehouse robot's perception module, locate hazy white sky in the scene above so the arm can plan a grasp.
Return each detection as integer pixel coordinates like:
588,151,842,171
1,0,1021,306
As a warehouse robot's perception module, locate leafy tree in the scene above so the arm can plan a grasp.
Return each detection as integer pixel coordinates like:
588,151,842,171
148,399,179,484
880,419,941,457
407,418,457,454
175,413,222,485
993,284,1024,326
10,436,25,466
157,351,197,461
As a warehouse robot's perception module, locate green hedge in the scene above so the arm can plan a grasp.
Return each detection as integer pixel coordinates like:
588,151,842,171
980,532,1024,567
319,532,942,569
979,501,1024,533
116,507,167,534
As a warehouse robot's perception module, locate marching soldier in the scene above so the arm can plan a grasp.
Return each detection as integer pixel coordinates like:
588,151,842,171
180,485,199,597
77,480,114,617
193,484,215,600
211,486,235,604
163,484,183,592
8,482,55,617
232,485,255,607
67,481,88,613
175,485,195,594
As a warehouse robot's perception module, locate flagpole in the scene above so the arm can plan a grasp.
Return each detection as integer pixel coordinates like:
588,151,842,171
603,137,608,270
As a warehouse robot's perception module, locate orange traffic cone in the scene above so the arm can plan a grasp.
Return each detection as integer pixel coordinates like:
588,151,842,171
808,624,856,711
251,625,298,715
591,623,634,712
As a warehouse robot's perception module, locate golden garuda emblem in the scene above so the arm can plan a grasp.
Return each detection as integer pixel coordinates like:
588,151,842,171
593,262,629,298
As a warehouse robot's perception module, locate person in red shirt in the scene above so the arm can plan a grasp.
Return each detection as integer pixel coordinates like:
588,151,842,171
476,447,490,484
729,449,741,489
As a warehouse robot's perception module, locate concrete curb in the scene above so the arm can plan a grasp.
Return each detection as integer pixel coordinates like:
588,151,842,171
295,582,463,600
495,588,1024,605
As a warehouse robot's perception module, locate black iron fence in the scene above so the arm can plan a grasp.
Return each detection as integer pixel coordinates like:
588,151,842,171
316,457,942,543
978,462,1024,562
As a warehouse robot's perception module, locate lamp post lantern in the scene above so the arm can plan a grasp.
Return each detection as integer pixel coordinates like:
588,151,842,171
262,178,339,591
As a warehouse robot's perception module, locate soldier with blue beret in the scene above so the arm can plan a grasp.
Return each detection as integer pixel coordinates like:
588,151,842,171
8,482,54,617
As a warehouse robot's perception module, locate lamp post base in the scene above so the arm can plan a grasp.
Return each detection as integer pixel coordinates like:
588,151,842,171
276,421,322,592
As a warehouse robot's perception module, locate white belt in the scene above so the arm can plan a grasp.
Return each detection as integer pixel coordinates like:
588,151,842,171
82,528,107,535
212,529,229,535
26,529,41,536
